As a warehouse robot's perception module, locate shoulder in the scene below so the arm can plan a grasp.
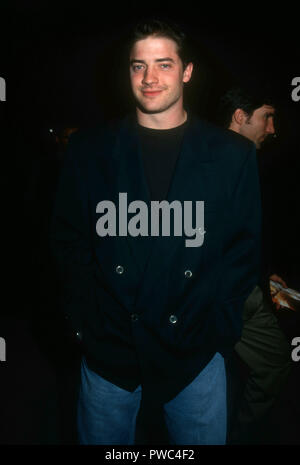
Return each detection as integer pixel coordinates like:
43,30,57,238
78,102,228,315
189,116,255,161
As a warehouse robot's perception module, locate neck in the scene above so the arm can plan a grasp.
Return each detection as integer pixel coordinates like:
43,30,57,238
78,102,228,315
136,105,187,130
228,122,239,134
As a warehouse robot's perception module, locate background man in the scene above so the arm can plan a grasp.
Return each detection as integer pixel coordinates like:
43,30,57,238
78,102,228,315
50,21,261,445
218,87,292,444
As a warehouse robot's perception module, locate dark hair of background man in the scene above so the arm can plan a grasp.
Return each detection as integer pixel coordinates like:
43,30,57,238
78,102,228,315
216,85,277,129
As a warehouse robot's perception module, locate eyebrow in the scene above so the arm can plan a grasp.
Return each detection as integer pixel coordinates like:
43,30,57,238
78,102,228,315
130,57,175,65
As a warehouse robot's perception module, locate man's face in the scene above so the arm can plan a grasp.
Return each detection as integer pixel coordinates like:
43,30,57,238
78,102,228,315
240,105,275,149
129,36,193,115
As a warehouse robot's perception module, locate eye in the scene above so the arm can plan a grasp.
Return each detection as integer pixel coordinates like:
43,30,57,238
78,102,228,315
160,63,171,69
132,64,144,72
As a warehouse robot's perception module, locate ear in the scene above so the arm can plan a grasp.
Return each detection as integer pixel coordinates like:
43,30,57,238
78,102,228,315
233,108,247,126
183,62,193,83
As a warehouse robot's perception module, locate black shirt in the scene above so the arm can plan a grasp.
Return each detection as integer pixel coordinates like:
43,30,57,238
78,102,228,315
137,120,188,201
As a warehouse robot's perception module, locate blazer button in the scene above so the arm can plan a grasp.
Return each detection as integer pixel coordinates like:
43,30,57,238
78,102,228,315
184,270,193,278
131,313,139,322
116,265,124,275
169,314,178,324
75,331,82,341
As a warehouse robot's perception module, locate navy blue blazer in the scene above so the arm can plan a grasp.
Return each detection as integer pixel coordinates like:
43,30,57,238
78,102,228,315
50,114,261,402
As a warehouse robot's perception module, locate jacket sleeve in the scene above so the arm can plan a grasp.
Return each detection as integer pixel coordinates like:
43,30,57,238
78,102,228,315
215,143,262,357
49,138,96,337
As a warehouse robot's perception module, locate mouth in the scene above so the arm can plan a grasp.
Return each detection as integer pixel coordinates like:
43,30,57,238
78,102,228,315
141,90,163,97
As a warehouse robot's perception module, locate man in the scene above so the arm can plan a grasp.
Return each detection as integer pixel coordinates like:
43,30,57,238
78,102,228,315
222,93,275,150
50,21,261,445
218,87,292,443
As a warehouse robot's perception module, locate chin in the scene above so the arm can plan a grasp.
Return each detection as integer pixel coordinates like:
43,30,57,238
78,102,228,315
137,102,167,115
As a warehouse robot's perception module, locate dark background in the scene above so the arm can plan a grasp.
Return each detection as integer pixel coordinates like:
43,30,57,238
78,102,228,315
0,1,300,445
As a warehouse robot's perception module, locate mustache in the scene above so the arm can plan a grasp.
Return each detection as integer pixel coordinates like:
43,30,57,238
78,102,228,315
140,86,167,91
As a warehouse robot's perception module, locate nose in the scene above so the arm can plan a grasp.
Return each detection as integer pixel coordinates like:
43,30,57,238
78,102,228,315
142,66,158,86
266,118,275,135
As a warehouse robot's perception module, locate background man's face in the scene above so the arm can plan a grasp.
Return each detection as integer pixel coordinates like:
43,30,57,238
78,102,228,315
240,105,275,149
129,36,192,115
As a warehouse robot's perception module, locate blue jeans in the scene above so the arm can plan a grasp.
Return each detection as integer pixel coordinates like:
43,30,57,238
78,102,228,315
77,353,227,445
